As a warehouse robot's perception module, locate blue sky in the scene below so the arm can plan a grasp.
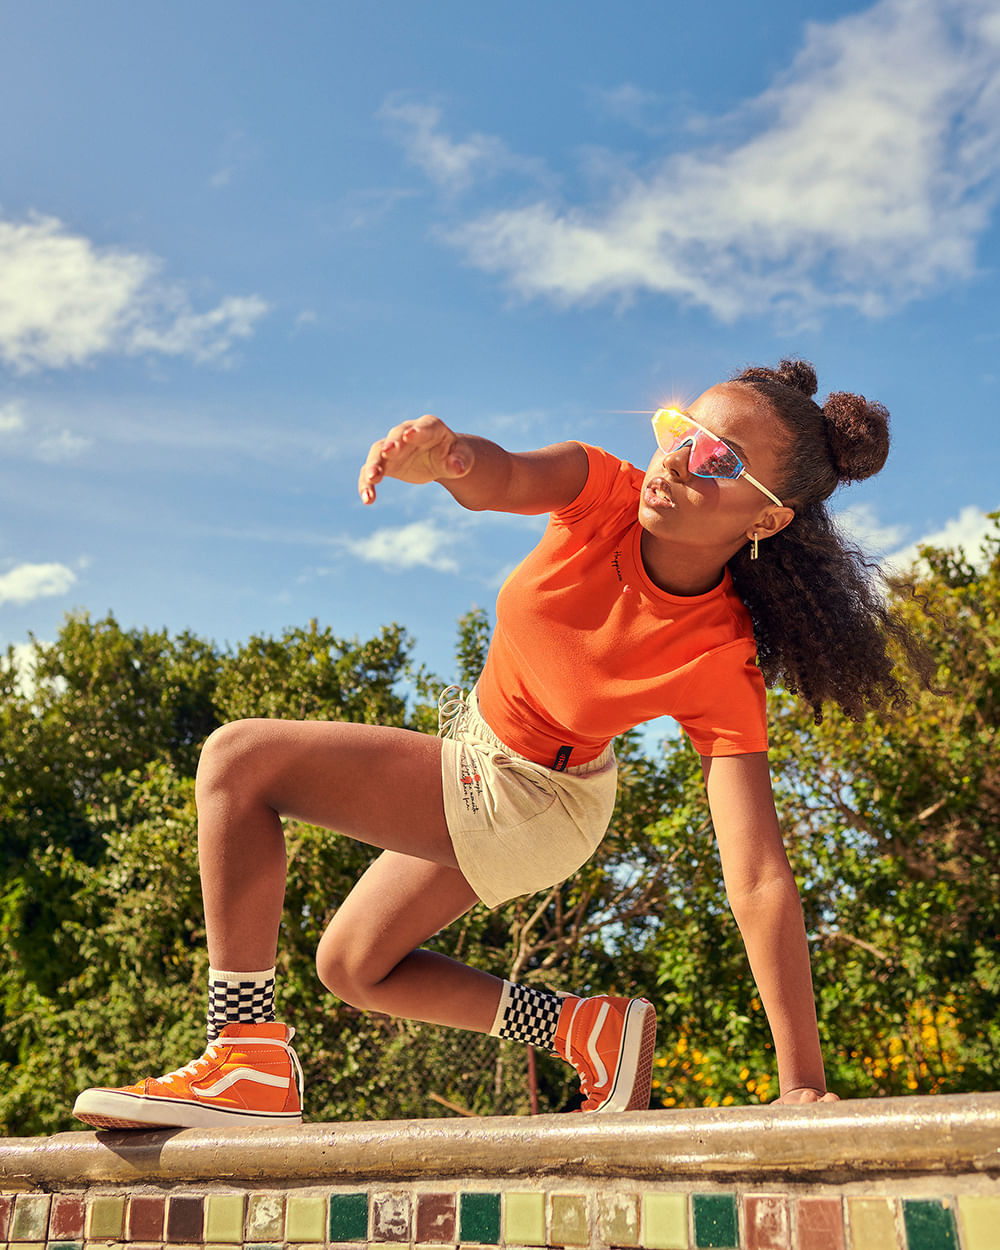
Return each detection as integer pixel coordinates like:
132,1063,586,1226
2,0,998,703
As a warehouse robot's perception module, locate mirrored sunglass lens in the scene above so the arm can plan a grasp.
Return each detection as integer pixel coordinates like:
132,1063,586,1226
688,433,741,478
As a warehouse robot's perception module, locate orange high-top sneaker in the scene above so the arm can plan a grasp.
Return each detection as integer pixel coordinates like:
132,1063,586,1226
553,995,656,1112
72,1022,303,1129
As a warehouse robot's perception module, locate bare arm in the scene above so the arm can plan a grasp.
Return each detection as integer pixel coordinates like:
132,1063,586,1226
358,414,588,515
701,752,838,1104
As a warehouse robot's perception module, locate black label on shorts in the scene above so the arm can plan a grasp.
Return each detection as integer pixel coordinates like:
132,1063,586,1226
553,745,572,772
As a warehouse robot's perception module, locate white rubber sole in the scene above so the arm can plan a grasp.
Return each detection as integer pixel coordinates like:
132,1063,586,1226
72,1088,303,1130
591,997,657,1113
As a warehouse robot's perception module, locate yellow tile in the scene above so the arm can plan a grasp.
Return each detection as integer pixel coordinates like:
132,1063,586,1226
958,1196,1000,1250
847,1197,898,1250
642,1193,688,1250
599,1193,639,1247
505,1192,545,1246
284,1194,327,1244
204,1194,246,1244
549,1194,589,1247
85,1197,126,1241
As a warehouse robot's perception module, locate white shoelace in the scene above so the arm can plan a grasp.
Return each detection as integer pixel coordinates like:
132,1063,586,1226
160,1030,305,1106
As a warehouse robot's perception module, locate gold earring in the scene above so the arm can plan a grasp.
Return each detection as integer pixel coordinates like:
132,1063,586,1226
750,533,759,560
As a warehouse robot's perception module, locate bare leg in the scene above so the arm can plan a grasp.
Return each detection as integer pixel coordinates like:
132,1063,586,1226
317,850,502,1033
194,717,502,1031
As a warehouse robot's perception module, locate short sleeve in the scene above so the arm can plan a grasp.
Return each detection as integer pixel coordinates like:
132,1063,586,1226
551,443,639,525
671,642,770,757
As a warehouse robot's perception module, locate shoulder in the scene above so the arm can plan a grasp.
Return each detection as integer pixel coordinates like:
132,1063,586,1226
552,443,642,523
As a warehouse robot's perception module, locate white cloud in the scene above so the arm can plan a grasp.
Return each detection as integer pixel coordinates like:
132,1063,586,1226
36,429,93,462
592,84,669,133
884,505,998,573
127,294,269,364
402,0,1000,323
836,502,909,557
344,519,460,573
2,641,41,698
0,214,268,372
0,561,77,605
0,399,25,433
379,96,543,193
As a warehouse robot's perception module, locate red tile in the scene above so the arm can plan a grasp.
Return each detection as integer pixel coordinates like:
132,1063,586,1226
0,1194,13,1241
797,1197,846,1250
415,1193,456,1243
745,1195,791,1250
165,1194,204,1242
50,1195,86,1241
127,1195,166,1241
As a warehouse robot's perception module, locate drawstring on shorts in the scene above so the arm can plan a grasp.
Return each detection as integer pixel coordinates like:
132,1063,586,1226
437,685,468,739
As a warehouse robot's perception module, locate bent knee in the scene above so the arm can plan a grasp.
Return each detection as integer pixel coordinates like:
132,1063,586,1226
315,930,392,1011
196,720,269,797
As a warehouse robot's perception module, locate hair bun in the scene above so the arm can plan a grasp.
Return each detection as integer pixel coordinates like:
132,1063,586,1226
737,358,818,399
822,392,890,483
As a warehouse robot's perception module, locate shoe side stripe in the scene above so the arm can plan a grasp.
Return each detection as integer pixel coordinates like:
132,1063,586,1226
585,1002,611,1088
193,1069,289,1098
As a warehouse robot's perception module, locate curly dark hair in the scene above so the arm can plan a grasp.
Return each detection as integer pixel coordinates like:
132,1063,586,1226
726,359,931,721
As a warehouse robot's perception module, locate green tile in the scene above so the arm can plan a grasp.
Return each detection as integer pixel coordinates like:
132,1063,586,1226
958,1196,1000,1250
86,1196,126,1241
284,1195,327,1244
11,1195,51,1242
643,1193,689,1250
902,1200,957,1250
205,1194,247,1244
459,1192,501,1245
504,1192,545,1247
693,1194,738,1249
328,1194,368,1243
246,1195,285,1243
550,1194,589,1246
599,1193,639,1247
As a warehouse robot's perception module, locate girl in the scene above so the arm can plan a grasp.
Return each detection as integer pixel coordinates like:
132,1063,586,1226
74,359,912,1128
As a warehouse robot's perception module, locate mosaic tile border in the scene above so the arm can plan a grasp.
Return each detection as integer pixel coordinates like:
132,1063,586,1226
2,1186,996,1250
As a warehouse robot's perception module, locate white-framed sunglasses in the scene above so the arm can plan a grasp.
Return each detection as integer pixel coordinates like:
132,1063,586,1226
651,408,783,508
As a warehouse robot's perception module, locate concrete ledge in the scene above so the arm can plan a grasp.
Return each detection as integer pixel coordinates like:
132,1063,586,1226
4,1093,1000,1186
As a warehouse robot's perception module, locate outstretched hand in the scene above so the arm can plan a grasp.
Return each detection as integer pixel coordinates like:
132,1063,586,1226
773,1087,840,1105
359,415,473,504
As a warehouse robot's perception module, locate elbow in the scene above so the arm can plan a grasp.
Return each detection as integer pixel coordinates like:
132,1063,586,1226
726,869,802,929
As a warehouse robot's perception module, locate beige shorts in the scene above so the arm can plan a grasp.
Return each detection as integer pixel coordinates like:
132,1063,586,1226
438,687,618,909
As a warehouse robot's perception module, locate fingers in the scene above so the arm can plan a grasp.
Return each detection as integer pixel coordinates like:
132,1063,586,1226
774,1087,840,1105
358,415,465,504
358,426,411,505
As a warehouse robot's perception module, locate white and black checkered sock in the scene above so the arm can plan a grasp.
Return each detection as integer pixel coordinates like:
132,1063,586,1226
206,966,276,1041
489,980,562,1050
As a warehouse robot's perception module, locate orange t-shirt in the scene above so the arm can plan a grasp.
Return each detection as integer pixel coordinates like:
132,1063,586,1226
476,443,769,766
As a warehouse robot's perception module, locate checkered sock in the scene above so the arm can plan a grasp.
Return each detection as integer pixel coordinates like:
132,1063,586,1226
489,980,562,1050
206,966,276,1041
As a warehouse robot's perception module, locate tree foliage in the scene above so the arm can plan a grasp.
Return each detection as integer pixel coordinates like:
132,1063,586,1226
1,523,998,1134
